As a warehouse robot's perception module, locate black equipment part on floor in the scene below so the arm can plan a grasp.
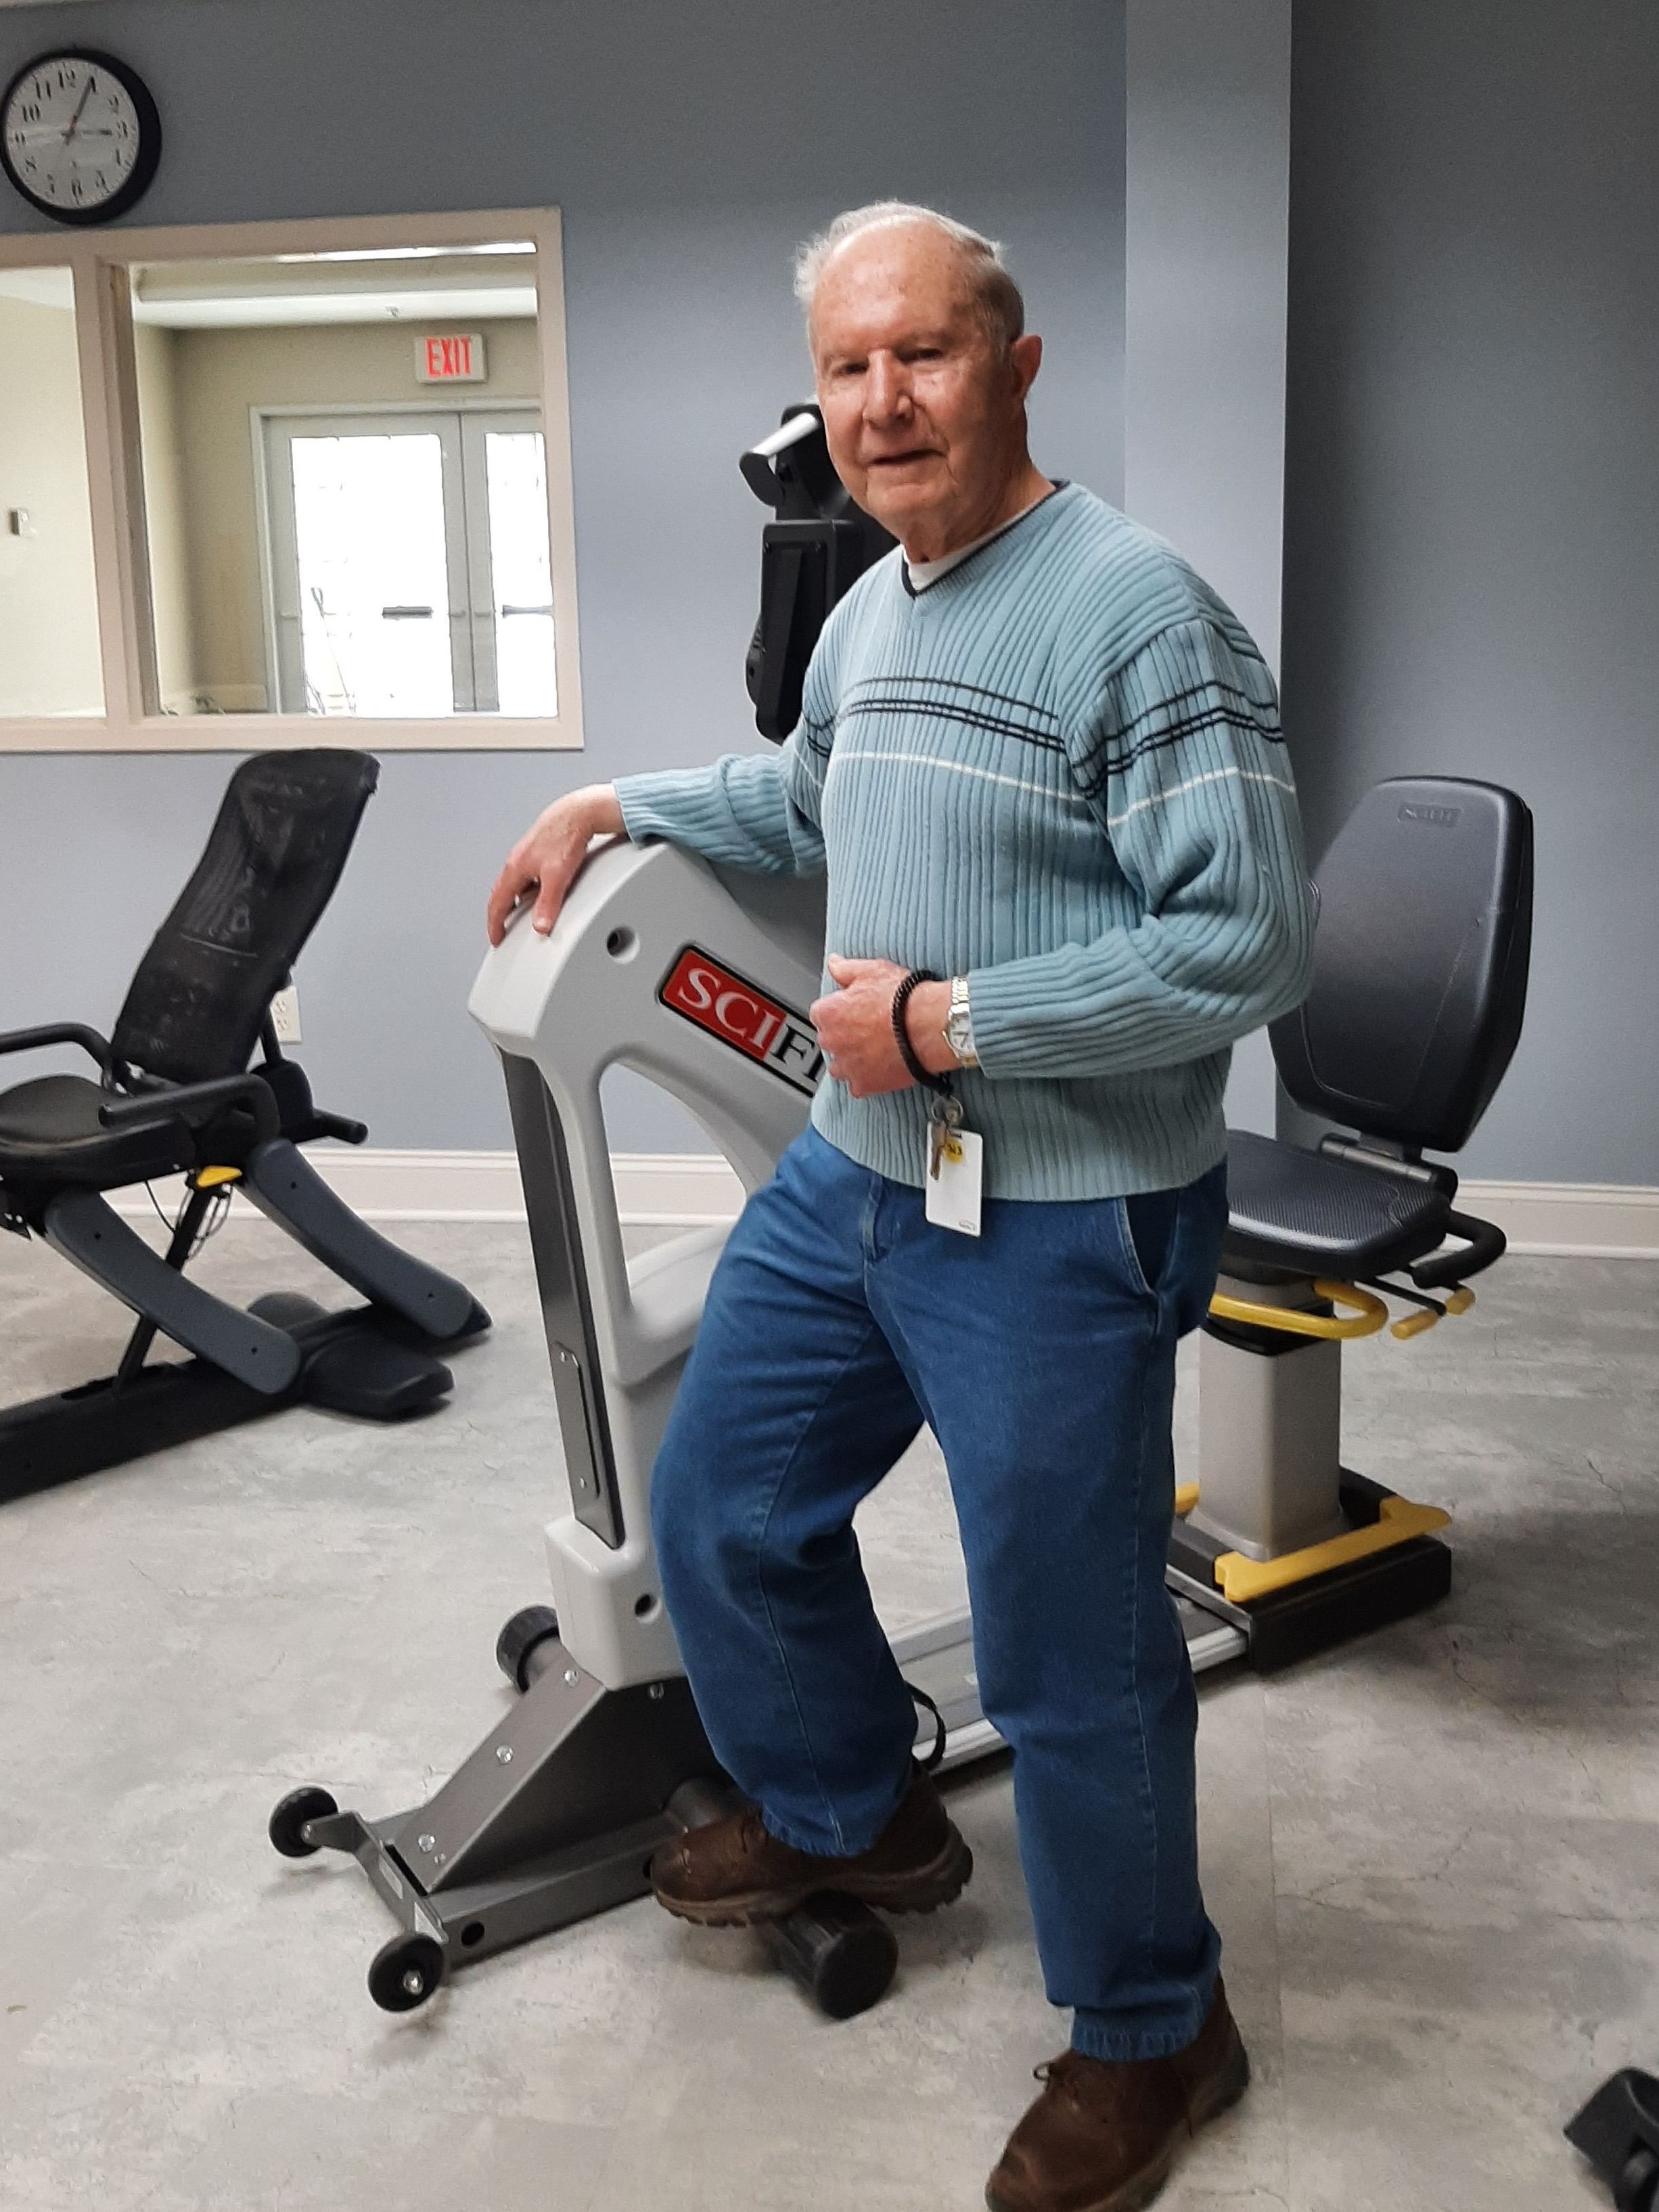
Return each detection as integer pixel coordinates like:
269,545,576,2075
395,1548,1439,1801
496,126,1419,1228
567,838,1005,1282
666,1776,899,2020
0,1293,491,1506
1566,2070,1659,2211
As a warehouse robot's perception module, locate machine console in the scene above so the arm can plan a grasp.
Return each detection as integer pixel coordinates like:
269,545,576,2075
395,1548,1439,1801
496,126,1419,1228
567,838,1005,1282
740,404,894,740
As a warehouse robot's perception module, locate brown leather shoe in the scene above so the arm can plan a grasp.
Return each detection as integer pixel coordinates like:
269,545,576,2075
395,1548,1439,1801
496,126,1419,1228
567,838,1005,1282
985,1982,1250,2212
650,1764,972,1926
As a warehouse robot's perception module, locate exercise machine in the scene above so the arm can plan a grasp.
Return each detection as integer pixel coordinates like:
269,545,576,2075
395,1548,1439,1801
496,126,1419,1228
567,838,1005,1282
0,749,488,1507
270,415,1531,2013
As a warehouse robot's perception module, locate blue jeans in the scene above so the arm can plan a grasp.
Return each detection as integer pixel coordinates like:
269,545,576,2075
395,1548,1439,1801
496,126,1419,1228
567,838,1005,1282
651,1126,1229,2060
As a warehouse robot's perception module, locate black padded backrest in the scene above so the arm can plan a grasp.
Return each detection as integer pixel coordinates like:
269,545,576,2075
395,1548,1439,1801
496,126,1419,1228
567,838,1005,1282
112,750,378,1085
1270,776,1533,1154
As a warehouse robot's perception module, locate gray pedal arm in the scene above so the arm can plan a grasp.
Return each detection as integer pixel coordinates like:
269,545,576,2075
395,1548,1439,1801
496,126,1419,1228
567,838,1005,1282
240,1139,476,1338
42,1190,302,1395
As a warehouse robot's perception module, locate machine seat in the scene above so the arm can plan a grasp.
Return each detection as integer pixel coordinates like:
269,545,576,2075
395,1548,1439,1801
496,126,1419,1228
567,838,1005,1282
0,1075,189,1190
1221,1128,1450,1278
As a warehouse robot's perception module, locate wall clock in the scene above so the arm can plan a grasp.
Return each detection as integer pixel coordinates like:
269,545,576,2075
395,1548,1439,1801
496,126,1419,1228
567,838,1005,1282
1,49,162,225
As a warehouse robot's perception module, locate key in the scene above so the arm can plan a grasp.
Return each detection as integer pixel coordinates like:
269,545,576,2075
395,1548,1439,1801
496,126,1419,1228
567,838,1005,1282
928,1096,962,1181
929,1117,949,1180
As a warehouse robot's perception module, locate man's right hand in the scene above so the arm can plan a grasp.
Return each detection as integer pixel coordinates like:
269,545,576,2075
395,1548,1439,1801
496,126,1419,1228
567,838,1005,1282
486,784,627,945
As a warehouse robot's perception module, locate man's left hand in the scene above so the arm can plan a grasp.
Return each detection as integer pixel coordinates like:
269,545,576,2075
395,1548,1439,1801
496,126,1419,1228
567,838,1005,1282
811,957,955,1096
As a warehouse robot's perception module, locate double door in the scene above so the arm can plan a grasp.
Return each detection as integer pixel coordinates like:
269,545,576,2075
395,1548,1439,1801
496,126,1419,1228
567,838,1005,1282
263,406,555,718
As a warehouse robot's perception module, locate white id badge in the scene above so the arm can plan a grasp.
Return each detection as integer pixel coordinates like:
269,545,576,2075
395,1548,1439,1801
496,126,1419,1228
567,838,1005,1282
924,1126,984,1237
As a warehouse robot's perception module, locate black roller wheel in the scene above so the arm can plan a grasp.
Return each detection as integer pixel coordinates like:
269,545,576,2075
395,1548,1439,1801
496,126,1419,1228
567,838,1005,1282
367,1931,445,2013
268,1785,338,1859
763,1893,899,2020
495,1603,562,1691
248,1292,327,1332
1618,2148,1659,2212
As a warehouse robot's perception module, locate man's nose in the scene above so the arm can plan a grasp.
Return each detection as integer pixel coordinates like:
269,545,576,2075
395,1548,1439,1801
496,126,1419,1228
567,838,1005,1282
863,353,913,425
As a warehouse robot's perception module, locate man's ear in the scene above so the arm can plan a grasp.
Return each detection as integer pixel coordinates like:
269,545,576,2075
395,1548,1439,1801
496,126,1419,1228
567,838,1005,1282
1009,332,1043,402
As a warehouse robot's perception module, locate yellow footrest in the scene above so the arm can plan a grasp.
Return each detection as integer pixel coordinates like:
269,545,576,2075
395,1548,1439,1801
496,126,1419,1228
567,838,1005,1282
1213,1494,1451,1605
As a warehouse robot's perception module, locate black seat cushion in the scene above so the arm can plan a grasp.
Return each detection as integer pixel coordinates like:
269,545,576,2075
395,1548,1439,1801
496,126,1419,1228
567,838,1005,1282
1222,1128,1451,1278
0,1075,191,1192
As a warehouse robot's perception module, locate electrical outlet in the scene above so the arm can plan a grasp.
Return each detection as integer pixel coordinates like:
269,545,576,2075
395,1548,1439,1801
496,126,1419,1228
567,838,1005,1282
269,983,302,1045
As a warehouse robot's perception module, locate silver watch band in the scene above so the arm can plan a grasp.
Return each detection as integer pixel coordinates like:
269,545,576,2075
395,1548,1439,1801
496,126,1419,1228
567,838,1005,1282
945,975,978,1069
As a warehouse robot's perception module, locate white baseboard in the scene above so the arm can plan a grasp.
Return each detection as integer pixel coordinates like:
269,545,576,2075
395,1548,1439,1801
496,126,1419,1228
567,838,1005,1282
111,1151,1659,1257
1456,1180,1659,1260
112,1150,748,1229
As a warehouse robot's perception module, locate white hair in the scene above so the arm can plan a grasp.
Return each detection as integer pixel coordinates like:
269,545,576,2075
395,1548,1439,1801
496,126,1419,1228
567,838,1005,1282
793,200,1025,352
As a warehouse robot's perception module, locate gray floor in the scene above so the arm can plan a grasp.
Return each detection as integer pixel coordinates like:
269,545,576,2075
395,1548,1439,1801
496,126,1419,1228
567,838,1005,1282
1,1214,1654,2212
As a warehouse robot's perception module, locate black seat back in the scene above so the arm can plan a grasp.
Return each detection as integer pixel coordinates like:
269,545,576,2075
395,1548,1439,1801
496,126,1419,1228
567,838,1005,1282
1271,776,1532,1154
112,750,379,1086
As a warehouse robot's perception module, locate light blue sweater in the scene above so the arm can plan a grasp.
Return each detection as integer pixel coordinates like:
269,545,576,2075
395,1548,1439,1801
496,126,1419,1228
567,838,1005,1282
616,483,1313,1201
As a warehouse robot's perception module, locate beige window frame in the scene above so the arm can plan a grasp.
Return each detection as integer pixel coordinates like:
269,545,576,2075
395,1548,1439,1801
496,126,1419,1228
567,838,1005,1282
0,206,583,753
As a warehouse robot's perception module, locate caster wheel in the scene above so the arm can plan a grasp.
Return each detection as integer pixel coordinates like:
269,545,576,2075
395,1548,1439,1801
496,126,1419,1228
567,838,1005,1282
268,1785,337,1859
367,1931,445,2013
495,1603,561,1691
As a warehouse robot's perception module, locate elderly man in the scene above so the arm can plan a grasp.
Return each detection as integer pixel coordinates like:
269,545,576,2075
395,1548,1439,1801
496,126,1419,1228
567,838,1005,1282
487,202,1311,2212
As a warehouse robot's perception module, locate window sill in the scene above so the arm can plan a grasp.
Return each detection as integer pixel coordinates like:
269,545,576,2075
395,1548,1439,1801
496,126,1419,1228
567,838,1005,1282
0,715,582,755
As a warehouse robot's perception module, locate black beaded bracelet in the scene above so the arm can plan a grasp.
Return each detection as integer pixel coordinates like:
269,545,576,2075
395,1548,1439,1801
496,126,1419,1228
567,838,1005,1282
891,968,953,1093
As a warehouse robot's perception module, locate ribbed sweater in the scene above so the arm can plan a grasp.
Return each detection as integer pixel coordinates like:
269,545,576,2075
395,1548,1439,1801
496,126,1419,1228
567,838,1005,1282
616,482,1313,1201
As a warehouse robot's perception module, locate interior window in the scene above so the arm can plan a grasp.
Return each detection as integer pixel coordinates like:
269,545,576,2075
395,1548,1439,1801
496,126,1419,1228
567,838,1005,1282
130,238,555,720
0,265,104,718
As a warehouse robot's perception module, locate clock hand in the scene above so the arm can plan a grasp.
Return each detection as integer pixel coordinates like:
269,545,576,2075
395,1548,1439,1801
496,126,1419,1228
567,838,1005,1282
62,74,97,144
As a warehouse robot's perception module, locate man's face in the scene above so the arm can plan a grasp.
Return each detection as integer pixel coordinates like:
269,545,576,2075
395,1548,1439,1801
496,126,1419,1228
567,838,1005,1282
809,224,1040,556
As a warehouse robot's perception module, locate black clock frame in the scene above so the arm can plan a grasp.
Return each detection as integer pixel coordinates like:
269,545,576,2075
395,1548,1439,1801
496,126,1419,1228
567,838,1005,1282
0,48,162,226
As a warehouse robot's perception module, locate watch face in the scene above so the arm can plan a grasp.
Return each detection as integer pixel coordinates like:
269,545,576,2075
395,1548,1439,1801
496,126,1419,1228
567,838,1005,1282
1,51,160,224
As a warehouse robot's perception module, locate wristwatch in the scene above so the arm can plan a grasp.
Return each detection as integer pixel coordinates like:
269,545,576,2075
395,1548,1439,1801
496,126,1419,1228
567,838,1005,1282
945,975,978,1069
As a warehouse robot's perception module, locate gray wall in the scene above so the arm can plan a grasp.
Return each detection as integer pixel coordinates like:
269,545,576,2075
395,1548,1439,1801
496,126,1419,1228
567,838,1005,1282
1282,1,1659,1185
1124,0,1290,1137
0,0,1126,1152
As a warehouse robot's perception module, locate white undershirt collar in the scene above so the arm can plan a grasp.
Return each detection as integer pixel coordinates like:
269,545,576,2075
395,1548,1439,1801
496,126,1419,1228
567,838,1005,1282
901,482,1062,594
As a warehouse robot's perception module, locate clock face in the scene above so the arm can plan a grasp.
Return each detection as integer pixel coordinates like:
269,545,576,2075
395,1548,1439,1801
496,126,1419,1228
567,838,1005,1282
1,51,161,225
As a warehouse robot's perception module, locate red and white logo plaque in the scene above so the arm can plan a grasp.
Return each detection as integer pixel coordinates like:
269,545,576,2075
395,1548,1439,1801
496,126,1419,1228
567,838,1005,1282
658,948,823,1097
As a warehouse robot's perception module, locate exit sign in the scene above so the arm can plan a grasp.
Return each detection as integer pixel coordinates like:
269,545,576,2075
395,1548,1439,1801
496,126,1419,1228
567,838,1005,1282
416,333,486,383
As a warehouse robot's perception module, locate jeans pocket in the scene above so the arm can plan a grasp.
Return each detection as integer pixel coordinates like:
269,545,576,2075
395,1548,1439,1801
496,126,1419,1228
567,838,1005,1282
1116,1187,1179,1301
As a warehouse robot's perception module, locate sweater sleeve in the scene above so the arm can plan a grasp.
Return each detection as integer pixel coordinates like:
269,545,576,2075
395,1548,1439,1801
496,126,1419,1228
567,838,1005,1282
612,642,838,877
965,616,1313,1080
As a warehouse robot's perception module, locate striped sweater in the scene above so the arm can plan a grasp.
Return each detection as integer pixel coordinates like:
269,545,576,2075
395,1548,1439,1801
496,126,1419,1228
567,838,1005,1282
616,482,1313,1202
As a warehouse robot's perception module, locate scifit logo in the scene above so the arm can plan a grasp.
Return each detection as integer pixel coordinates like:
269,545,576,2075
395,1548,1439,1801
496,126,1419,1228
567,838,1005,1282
658,948,824,1097
1399,802,1461,828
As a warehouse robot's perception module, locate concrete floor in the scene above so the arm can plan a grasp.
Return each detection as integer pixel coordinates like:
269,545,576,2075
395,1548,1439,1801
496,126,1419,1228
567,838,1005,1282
1,1212,1654,2211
